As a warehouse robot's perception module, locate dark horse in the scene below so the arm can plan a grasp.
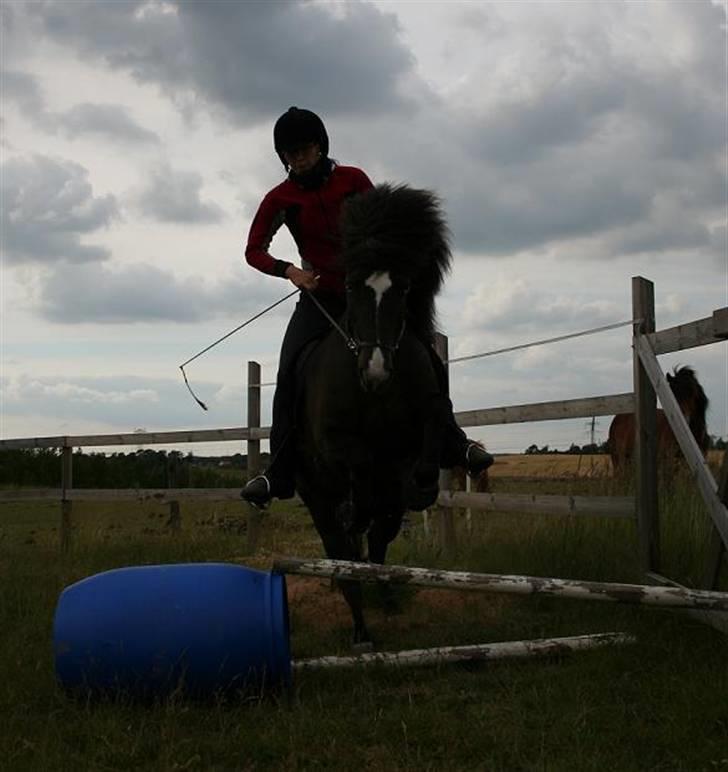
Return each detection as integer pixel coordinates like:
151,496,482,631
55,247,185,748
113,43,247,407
608,365,709,475
295,183,452,645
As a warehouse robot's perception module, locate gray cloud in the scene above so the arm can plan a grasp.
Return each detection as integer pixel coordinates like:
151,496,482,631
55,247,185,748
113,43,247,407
2,70,47,118
364,2,726,259
5,1,724,279
3,69,160,144
461,276,623,334
709,223,727,268
20,0,419,123
466,78,625,167
448,168,650,255
38,262,287,323
135,162,225,224
56,103,161,144
1,373,223,430
1,154,118,264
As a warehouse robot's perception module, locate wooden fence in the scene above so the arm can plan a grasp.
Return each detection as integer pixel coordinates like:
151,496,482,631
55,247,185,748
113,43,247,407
1,276,726,624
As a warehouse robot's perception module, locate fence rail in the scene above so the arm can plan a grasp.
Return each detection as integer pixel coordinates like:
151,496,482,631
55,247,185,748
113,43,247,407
647,309,728,355
0,427,267,450
274,558,728,611
1,279,726,617
440,491,634,519
0,488,245,503
456,393,633,428
0,487,635,520
0,393,634,451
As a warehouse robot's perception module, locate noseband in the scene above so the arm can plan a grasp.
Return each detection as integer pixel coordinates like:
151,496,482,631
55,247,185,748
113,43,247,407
347,321,406,357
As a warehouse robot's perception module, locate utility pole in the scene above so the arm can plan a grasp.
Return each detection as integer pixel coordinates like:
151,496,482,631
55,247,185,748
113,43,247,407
584,416,599,447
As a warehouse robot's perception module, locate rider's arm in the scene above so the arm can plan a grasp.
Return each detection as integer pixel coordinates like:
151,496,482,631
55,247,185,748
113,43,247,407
245,191,293,279
245,191,318,291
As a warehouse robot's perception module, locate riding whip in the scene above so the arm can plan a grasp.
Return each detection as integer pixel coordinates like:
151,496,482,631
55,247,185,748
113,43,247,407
179,288,300,410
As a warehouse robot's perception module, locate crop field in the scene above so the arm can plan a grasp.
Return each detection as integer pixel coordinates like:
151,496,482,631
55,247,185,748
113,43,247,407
1,455,727,771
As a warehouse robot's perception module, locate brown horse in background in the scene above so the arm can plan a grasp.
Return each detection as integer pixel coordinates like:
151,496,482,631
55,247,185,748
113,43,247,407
608,366,709,475
451,463,491,494
420,456,491,538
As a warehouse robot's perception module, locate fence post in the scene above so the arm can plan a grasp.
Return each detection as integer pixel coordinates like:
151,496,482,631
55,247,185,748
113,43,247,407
434,333,456,555
632,276,659,573
61,443,73,553
703,449,728,589
167,453,181,531
246,361,263,553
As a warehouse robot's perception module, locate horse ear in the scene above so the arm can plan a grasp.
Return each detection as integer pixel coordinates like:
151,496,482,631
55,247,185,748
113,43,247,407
666,372,673,385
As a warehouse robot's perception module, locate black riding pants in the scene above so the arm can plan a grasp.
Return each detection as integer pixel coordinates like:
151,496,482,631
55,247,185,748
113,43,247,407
269,292,346,463
266,292,469,481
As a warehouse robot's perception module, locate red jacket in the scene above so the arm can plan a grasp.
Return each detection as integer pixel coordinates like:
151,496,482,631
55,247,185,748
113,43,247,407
245,164,373,294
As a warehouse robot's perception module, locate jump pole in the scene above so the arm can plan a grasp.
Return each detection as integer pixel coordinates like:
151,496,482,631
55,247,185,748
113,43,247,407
274,558,728,612
293,632,635,671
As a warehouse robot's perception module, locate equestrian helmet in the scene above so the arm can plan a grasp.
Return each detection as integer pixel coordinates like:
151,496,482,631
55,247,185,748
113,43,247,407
273,107,329,165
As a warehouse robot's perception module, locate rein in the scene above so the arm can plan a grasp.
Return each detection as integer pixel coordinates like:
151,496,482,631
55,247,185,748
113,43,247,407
303,289,357,352
305,288,405,356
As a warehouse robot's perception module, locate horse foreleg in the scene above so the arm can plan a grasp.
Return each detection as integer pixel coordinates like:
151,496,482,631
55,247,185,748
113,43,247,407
367,511,403,564
366,510,406,614
308,506,372,647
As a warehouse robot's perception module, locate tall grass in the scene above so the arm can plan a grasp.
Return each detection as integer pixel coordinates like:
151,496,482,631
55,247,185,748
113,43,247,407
1,471,727,771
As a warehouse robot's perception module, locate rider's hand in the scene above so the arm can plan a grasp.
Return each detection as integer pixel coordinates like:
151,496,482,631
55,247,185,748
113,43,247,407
285,265,319,292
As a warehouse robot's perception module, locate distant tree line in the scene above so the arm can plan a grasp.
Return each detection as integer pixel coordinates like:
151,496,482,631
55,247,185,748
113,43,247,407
0,449,267,488
2,436,724,489
525,436,726,455
525,442,611,455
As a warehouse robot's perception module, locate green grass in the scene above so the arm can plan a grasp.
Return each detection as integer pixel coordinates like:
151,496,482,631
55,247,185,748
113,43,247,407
1,480,727,771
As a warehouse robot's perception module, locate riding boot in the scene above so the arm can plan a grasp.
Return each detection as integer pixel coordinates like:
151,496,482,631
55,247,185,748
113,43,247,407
241,370,297,509
426,345,495,477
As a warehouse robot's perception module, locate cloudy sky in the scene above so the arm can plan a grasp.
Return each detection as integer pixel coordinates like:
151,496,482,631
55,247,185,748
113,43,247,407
1,0,726,456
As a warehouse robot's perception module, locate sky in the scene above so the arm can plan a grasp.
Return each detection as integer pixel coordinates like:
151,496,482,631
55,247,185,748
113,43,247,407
1,0,727,457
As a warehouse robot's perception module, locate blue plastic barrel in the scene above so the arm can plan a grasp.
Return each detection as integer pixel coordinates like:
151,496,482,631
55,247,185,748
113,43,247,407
53,563,291,697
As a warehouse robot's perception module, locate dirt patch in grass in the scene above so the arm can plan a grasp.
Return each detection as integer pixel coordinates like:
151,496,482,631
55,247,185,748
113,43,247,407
287,576,351,635
286,575,513,644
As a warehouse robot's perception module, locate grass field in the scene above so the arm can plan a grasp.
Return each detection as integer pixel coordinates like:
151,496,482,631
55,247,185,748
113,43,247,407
1,455,727,771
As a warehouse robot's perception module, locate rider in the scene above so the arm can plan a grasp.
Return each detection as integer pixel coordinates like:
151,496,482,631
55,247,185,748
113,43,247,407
241,106,493,509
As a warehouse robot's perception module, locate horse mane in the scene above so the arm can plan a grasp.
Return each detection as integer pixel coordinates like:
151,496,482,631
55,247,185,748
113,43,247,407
669,365,709,449
340,183,452,341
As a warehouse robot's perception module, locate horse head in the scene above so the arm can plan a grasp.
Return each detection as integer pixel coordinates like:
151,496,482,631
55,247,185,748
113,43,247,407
344,268,410,391
668,365,709,452
340,183,452,392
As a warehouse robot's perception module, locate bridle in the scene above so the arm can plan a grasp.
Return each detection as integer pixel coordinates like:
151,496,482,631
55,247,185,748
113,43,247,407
304,286,407,357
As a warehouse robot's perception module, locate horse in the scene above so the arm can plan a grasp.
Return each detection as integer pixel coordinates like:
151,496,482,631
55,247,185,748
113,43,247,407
608,365,709,475
451,463,491,495
425,462,491,537
294,183,452,646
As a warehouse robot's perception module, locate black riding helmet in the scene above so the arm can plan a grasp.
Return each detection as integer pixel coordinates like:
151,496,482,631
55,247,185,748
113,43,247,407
273,107,329,167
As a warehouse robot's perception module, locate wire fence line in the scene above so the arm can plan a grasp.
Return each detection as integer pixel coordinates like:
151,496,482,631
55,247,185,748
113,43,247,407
253,318,642,387
446,318,641,364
